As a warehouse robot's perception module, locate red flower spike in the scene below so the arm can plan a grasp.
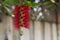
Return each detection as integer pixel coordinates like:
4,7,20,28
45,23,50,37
14,5,21,30
14,5,30,30
24,23,30,29
22,5,30,29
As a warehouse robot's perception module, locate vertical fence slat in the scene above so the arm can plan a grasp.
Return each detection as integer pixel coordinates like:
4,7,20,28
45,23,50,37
0,23,5,40
30,21,35,40
44,22,51,40
52,23,57,40
21,27,30,40
50,23,53,40
6,16,14,40
40,22,45,40
58,24,60,40
34,21,42,40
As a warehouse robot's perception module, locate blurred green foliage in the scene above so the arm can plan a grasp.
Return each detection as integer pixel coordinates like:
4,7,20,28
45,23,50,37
2,0,60,9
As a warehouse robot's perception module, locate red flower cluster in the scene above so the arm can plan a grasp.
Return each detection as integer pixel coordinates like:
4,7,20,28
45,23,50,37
14,5,30,30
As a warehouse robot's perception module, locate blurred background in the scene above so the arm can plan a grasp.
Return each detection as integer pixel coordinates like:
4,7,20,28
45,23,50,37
0,0,60,40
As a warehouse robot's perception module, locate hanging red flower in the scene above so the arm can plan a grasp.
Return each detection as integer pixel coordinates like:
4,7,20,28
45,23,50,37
14,5,30,30
14,5,21,30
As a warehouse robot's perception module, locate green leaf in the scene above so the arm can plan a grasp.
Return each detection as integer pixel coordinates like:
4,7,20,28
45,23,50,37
15,0,21,5
2,0,21,6
44,1,51,5
3,6,13,16
2,0,15,5
31,3,41,8
1,6,5,13
47,4,56,8
43,1,56,9
25,1,32,6
25,1,41,8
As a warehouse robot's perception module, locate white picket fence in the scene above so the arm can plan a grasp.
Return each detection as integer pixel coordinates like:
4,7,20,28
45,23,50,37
0,16,60,40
